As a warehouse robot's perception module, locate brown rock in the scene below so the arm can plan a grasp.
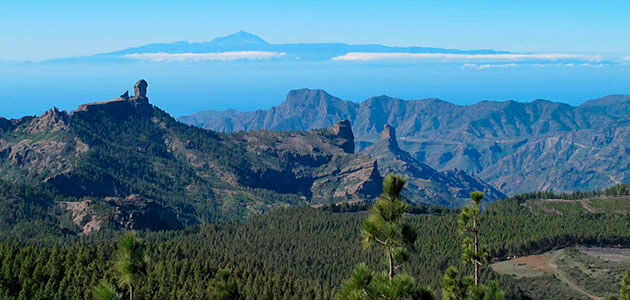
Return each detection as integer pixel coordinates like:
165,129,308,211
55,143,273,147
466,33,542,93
134,79,147,98
381,124,398,147
329,120,355,153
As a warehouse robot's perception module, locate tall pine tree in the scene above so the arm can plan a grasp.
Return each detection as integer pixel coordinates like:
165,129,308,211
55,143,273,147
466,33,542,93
114,231,148,300
337,174,434,300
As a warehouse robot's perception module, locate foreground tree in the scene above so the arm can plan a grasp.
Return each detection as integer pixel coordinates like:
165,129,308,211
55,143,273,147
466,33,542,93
115,231,148,300
93,279,122,300
339,263,433,300
442,192,504,300
441,267,472,300
610,268,630,300
337,174,434,300
208,268,240,300
458,192,489,286
623,269,630,300
363,174,417,281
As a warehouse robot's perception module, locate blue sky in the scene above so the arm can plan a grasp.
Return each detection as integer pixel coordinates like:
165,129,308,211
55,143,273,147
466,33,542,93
1,1,629,119
2,0,630,61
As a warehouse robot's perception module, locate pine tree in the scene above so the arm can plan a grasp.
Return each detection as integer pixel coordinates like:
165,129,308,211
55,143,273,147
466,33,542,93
337,174,434,300
362,174,417,282
442,191,504,300
93,279,122,300
441,267,472,300
208,268,240,300
458,192,489,286
611,268,630,300
114,231,148,300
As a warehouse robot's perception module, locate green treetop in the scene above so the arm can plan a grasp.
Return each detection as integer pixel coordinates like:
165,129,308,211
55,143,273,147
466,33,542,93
337,174,434,300
114,231,148,300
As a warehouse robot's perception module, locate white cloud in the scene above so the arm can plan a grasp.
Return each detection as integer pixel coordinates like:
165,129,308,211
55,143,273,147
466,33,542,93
462,62,604,70
332,52,602,62
623,56,630,62
462,63,519,70
124,51,286,62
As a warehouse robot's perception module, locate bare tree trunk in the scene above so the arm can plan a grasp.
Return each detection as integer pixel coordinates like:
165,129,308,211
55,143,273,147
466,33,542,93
388,248,394,283
474,228,479,286
129,283,133,300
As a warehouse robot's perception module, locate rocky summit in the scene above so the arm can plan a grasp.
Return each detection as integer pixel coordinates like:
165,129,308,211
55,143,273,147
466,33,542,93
0,80,382,234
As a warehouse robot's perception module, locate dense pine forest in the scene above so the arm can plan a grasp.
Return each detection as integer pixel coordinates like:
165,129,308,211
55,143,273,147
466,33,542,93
2,182,630,299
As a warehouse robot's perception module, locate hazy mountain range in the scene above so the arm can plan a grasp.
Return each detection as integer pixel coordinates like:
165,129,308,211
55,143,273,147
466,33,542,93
45,31,510,63
179,90,630,195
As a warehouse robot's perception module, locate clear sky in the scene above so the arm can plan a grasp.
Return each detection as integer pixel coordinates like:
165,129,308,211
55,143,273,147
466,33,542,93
2,0,630,61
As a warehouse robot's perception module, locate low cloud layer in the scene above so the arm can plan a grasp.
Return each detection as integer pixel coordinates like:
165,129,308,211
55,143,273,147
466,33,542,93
125,51,286,62
462,63,605,70
332,52,602,62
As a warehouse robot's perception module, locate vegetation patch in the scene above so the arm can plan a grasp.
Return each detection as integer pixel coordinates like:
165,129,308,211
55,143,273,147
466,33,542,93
490,252,552,278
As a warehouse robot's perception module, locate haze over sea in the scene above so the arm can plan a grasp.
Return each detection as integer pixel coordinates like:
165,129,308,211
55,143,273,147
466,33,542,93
3,53,630,119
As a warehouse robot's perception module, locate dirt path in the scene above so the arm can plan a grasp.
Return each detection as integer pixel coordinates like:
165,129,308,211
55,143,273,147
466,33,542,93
546,249,604,300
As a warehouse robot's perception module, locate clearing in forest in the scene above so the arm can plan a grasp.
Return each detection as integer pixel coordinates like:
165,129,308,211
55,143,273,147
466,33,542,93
491,252,552,278
492,247,630,300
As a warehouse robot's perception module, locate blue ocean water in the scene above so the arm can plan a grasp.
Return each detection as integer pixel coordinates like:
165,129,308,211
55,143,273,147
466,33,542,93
1,61,629,119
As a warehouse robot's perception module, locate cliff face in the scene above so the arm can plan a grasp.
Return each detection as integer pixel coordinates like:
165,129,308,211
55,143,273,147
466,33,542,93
179,90,630,195
57,195,183,234
225,120,381,204
0,80,382,232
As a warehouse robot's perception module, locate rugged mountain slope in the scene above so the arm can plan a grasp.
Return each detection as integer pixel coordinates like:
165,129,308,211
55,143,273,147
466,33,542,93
179,90,630,195
0,81,381,230
363,124,505,207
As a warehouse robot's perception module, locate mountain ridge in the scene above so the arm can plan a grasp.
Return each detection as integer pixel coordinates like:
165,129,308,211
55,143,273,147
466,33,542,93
40,31,510,63
0,80,384,230
179,89,630,195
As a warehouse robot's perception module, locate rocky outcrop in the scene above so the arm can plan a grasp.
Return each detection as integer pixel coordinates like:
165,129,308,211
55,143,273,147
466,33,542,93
104,195,183,231
0,108,78,180
236,121,381,203
130,79,149,104
73,79,151,116
23,107,69,134
380,124,398,148
329,120,355,153
58,200,102,235
364,125,505,206
58,195,183,235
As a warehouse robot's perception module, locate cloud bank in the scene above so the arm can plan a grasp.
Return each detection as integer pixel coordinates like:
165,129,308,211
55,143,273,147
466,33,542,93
125,51,286,62
462,63,606,70
332,52,602,62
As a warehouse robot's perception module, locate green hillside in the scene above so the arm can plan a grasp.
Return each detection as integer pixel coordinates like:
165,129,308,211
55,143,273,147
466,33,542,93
1,184,630,299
